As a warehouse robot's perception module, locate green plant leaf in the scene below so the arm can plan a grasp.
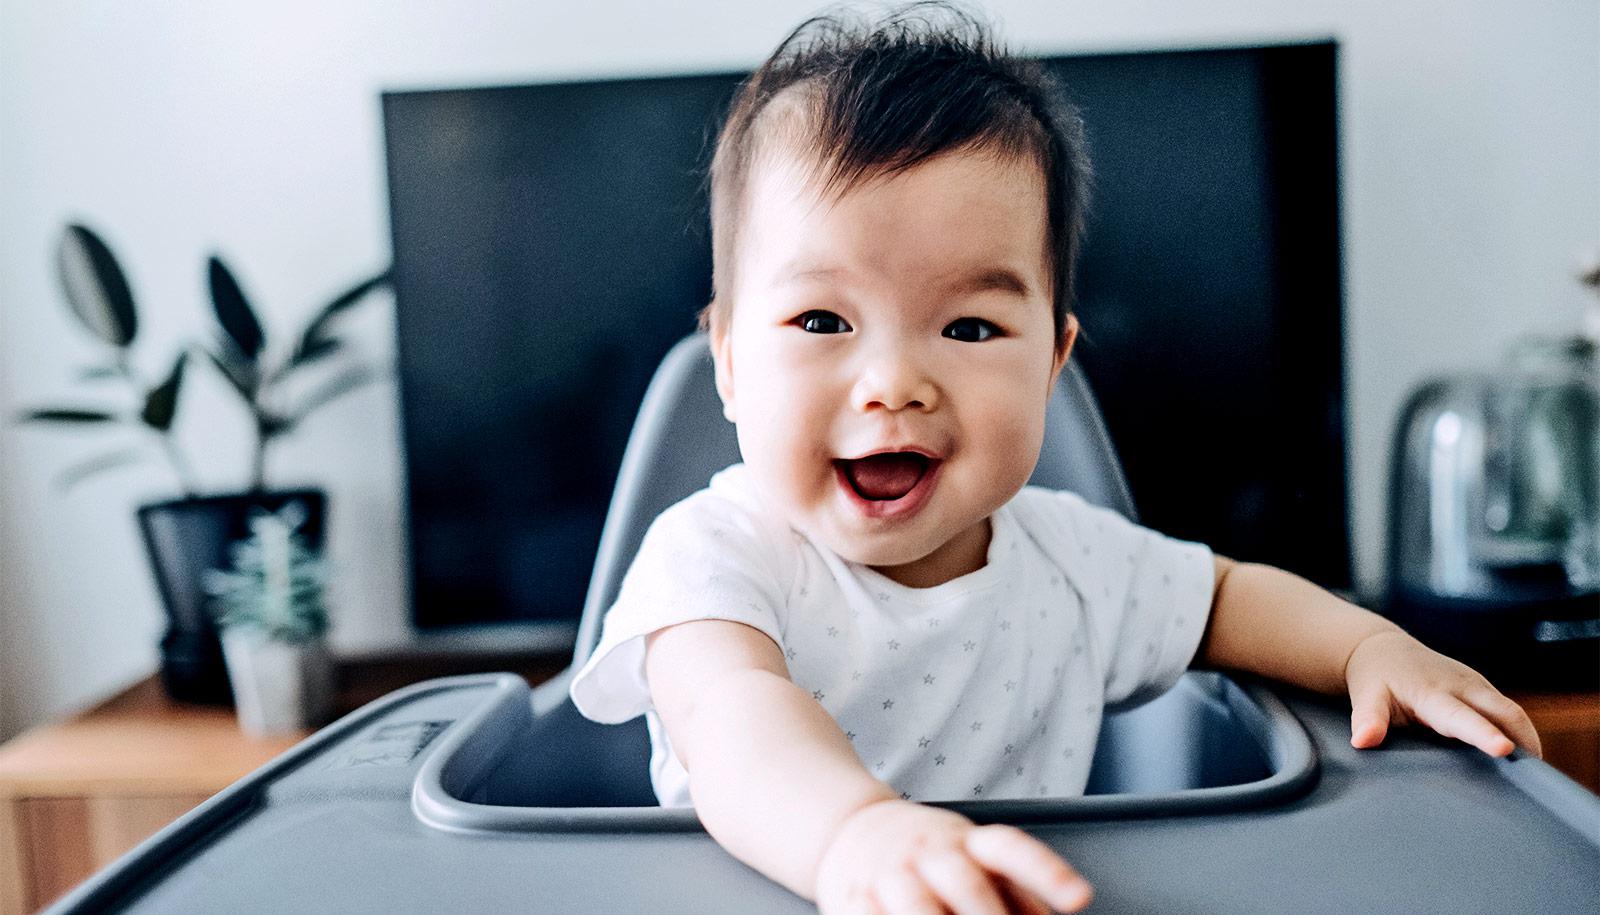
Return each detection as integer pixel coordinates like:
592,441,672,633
16,406,122,424
267,335,342,386
76,365,122,381
297,270,389,348
52,447,148,492
258,410,293,439
289,365,381,426
56,224,138,347
140,351,187,432
200,343,258,403
207,255,265,362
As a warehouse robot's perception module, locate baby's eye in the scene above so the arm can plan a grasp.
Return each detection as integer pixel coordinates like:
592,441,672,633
794,310,853,334
943,317,1001,342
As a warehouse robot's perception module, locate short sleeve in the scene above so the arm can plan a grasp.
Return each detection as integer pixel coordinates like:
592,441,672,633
1040,490,1215,712
568,490,794,724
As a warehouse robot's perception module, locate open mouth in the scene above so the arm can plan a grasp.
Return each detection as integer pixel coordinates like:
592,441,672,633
835,452,934,502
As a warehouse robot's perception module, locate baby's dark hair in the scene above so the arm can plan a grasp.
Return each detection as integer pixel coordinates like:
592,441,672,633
701,1,1092,351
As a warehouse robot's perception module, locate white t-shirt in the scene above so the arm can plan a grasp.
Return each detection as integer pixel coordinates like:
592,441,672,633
569,464,1214,807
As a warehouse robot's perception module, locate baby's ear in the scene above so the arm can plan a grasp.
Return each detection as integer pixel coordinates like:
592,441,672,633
1050,313,1080,386
709,323,737,423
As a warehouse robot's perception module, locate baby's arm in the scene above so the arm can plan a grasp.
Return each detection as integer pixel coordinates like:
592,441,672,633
1198,556,1542,758
646,620,1093,913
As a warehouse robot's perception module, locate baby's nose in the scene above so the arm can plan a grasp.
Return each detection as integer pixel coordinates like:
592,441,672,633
850,354,938,413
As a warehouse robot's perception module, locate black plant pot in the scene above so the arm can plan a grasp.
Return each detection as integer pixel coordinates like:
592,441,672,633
136,489,327,705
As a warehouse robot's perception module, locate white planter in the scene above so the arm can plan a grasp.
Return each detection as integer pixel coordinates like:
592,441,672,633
220,629,336,737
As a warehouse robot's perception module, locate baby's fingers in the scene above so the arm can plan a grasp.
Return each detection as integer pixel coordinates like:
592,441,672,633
1348,678,1393,749
916,849,1010,915
1463,686,1543,758
1414,691,1515,757
996,876,1055,915
966,824,1093,912
871,865,944,915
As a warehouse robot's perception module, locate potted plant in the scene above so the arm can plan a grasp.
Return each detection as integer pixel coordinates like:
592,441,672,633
17,222,389,704
204,502,336,735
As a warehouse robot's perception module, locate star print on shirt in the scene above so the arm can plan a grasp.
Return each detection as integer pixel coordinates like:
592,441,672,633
785,647,797,661
970,721,983,732
882,699,895,710
918,736,931,748
923,674,935,685
1004,680,1017,692
845,731,856,741
963,640,976,652
887,639,901,651
934,754,947,766
998,620,1011,631
826,626,838,637
812,689,825,701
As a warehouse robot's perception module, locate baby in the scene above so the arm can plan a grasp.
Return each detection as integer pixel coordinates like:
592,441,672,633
569,5,1542,913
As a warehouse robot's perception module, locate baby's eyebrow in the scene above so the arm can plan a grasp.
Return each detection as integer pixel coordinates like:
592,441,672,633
942,266,1035,299
776,263,1037,299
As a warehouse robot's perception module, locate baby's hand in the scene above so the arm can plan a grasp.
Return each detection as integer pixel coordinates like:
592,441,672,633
814,798,1093,914
1344,630,1542,759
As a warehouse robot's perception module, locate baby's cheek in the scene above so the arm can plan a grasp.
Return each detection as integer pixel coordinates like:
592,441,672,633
739,417,828,508
972,402,1046,468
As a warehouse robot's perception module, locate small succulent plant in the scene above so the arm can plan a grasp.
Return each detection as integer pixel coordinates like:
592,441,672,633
203,503,329,643
17,222,390,494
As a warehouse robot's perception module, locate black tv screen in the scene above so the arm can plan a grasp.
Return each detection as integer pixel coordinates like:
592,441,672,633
382,42,1347,637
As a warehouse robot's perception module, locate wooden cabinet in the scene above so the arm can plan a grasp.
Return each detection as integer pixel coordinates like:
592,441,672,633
0,652,566,915
1512,689,1600,795
0,678,301,915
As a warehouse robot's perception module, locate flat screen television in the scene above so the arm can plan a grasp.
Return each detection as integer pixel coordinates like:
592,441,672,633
382,41,1346,644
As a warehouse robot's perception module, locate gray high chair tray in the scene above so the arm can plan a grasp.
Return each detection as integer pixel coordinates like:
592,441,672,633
48,336,1600,913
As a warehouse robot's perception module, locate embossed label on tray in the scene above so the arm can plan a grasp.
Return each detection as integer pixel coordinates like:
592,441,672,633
330,720,453,769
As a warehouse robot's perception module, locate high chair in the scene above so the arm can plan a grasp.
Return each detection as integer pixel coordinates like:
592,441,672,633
45,335,1600,913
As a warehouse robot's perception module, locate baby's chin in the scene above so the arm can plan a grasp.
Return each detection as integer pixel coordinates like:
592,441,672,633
808,524,946,569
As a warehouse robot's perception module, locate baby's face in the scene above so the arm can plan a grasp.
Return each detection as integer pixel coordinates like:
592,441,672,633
712,147,1073,587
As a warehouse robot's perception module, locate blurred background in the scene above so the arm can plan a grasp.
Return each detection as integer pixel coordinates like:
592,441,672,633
0,0,1595,746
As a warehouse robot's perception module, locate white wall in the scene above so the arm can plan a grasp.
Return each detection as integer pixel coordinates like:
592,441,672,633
1,1,1595,739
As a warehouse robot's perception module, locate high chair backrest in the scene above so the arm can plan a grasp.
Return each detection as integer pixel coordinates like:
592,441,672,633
572,332,1136,670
